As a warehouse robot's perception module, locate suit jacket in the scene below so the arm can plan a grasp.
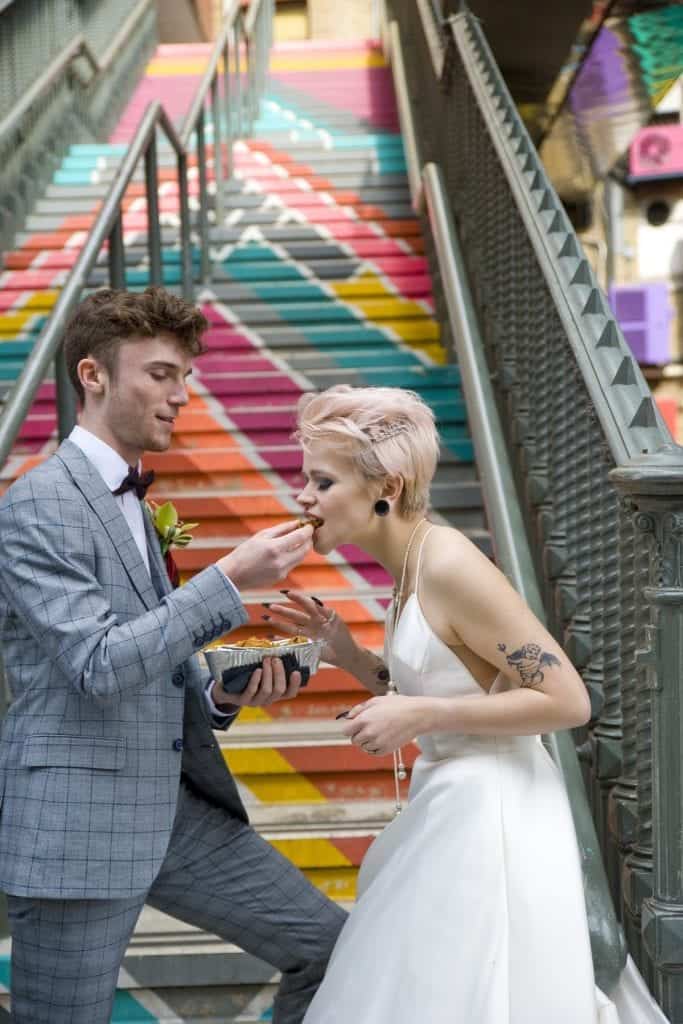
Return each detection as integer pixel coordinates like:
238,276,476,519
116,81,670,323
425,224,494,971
0,440,249,899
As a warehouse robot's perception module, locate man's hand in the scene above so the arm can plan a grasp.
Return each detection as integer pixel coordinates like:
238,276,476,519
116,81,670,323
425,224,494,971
211,656,305,709
216,520,314,590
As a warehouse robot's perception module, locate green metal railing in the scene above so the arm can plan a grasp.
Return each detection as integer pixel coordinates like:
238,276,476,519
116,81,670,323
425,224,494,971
384,0,683,1017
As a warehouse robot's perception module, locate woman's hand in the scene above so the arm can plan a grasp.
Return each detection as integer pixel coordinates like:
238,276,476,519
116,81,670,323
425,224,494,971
262,590,359,669
342,695,428,756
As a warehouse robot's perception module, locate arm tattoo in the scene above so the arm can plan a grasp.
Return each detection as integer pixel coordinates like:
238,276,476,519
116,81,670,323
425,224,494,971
497,642,561,688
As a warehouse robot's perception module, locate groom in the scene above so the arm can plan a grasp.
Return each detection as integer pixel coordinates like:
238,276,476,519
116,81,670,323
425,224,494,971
0,287,346,1024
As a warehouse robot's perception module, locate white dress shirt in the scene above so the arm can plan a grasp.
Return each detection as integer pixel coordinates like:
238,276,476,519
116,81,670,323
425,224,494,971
70,425,151,574
68,426,236,720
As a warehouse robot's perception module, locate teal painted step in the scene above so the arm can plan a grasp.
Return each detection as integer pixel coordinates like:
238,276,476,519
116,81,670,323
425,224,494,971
218,262,307,282
0,363,25,380
69,144,128,157
54,169,107,185
250,282,330,303
0,341,33,357
301,325,401,345
223,246,282,263
269,302,359,324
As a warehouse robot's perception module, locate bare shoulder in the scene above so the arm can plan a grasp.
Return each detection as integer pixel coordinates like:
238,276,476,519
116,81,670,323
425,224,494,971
422,525,510,594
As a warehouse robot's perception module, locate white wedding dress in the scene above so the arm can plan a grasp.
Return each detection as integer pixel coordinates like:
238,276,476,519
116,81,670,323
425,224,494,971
303,531,625,1023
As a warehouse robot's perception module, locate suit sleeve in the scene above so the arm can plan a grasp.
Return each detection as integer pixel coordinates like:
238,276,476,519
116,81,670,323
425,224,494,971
0,480,249,705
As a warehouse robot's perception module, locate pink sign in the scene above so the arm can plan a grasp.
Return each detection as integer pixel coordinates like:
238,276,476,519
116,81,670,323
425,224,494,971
630,125,683,180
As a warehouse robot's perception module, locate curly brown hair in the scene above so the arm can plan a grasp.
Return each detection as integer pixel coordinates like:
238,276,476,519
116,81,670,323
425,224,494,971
64,287,208,402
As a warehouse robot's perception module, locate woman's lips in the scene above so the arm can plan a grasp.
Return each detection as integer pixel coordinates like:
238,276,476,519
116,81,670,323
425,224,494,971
298,515,324,529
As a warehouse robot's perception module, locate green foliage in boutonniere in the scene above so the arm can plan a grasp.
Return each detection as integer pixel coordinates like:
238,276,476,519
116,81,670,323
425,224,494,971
146,500,198,557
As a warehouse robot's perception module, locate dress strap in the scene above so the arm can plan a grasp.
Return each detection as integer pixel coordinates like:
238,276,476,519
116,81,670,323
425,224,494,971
415,524,436,605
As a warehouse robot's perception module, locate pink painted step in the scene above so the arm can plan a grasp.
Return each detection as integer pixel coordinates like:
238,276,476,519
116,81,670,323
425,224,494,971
195,355,280,373
1,270,66,289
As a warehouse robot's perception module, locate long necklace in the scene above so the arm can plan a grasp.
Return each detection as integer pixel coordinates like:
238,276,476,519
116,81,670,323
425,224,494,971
387,516,427,814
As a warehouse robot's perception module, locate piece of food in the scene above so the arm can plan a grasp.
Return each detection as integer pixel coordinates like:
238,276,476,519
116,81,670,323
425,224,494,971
297,514,324,528
231,635,311,648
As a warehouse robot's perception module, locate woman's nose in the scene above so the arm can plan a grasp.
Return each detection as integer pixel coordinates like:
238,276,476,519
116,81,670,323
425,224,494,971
296,482,313,506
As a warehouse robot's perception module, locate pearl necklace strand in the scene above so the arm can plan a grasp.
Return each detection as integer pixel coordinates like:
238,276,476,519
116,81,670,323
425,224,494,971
387,516,427,814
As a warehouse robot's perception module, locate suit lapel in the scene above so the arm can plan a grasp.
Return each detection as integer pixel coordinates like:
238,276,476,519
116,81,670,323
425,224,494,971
56,440,159,611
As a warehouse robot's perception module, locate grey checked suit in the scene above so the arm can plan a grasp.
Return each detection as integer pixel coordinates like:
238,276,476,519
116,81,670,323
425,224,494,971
0,440,346,1023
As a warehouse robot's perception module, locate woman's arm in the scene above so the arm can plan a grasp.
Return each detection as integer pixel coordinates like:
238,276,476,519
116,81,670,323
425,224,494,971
344,531,591,754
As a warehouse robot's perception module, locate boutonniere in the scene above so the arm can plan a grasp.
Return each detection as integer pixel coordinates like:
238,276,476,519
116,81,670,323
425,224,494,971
145,500,198,589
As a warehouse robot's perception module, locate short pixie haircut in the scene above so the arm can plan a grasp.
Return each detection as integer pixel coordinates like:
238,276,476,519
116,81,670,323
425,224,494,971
295,385,440,517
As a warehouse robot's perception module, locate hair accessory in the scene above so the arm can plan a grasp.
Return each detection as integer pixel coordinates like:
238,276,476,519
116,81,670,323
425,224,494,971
365,422,410,444
374,499,390,517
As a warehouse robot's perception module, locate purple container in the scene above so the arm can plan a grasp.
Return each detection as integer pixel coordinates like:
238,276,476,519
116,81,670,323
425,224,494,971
608,283,673,364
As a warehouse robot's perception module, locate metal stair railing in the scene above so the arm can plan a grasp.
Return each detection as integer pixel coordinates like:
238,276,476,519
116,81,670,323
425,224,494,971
384,0,683,1015
0,0,157,251
0,0,274,953
0,0,274,466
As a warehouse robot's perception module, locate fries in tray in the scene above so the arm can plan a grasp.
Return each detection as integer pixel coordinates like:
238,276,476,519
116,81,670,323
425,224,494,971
205,634,325,679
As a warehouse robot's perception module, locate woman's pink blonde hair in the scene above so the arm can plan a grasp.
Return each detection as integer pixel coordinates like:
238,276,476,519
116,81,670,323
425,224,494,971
295,385,439,517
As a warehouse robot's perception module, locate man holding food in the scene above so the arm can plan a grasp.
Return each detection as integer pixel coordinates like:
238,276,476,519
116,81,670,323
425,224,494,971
0,287,346,1024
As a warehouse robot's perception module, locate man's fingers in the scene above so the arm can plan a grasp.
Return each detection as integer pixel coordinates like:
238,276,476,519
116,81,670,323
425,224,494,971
282,670,302,701
260,519,313,539
269,658,288,700
241,666,263,703
258,657,275,703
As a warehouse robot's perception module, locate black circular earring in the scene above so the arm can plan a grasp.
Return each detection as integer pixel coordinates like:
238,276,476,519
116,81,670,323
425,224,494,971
374,499,390,517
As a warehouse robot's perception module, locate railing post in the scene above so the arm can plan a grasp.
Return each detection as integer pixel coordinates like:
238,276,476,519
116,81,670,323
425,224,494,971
195,115,211,285
223,38,233,179
177,151,194,302
55,343,78,441
108,212,126,289
612,443,683,1020
233,19,243,140
211,75,225,226
144,132,162,287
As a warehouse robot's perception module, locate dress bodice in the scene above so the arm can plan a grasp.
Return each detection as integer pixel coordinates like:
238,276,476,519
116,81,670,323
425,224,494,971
385,531,540,762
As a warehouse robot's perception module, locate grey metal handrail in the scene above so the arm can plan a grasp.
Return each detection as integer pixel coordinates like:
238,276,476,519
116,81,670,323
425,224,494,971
0,101,192,456
0,0,153,146
386,0,683,1014
0,0,274,468
387,6,627,990
422,160,626,991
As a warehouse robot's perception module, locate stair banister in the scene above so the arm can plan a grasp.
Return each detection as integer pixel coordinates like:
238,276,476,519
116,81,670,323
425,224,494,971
0,0,276,467
385,0,683,1013
0,0,154,145
421,159,627,993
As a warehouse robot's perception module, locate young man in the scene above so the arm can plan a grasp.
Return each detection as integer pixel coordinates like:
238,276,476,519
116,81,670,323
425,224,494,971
0,287,347,1024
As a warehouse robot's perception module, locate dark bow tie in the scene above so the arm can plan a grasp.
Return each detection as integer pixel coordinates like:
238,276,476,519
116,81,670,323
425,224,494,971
112,466,155,501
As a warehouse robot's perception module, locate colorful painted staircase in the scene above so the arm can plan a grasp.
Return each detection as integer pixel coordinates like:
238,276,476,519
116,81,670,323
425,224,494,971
0,37,487,1021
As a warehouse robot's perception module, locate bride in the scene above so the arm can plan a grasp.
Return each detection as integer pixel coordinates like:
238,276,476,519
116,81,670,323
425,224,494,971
265,384,658,1023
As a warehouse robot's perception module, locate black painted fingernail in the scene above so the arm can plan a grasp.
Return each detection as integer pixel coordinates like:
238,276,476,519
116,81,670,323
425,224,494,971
335,710,350,720
311,596,324,607
280,589,290,595
262,602,271,608
262,614,271,621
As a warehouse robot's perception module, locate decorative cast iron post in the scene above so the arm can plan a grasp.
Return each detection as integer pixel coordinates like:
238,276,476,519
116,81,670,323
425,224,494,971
612,443,683,1019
